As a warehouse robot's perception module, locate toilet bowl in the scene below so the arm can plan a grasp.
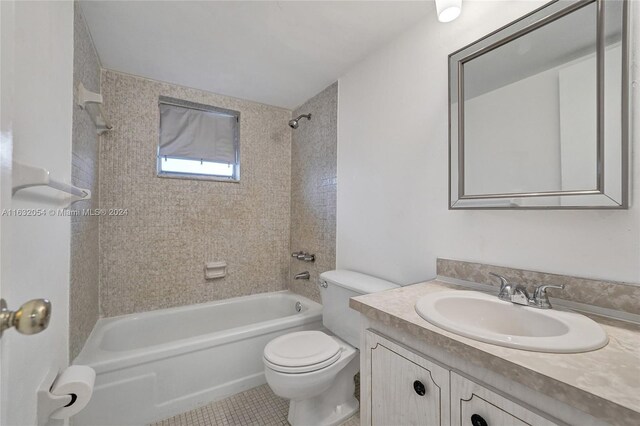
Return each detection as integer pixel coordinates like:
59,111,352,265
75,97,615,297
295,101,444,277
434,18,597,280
263,270,399,425
263,330,359,426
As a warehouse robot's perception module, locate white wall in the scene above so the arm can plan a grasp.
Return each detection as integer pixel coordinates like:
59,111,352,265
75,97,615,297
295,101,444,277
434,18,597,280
465,66,562,195
337,1,640,285
0,1,73,424
559,44,623,204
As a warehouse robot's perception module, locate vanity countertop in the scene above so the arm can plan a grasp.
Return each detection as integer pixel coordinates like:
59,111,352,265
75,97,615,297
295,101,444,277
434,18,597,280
350,280,640,426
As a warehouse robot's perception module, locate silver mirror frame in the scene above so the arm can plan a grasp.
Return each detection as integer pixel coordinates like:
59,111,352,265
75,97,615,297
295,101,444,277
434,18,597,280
448,0,629,209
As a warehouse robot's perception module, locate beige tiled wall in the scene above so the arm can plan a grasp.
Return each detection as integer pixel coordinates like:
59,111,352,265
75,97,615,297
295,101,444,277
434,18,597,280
99,70,292,317
70,2,101,359
287,83,338,302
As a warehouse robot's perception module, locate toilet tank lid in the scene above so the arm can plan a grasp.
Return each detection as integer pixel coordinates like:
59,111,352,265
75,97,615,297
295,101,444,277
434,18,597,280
319,270,399,294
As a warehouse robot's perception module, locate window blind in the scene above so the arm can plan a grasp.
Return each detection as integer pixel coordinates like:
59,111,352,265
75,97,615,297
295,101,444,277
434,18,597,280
159,102,238,164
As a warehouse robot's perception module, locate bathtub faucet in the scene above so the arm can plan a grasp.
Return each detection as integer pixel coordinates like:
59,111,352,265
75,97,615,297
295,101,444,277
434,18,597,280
295,271,310,280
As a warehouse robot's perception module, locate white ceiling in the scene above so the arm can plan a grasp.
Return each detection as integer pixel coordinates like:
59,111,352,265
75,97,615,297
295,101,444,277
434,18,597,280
80,1,435,110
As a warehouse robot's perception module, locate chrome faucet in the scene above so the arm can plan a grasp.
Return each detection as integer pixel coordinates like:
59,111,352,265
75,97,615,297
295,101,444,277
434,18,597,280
295,271,310,280
489,273,564,309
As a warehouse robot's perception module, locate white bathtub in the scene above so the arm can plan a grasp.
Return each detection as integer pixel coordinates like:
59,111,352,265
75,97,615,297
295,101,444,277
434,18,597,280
73,291,323,426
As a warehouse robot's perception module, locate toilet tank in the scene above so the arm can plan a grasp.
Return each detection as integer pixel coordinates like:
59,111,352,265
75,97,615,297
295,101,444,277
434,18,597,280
319,270,399,348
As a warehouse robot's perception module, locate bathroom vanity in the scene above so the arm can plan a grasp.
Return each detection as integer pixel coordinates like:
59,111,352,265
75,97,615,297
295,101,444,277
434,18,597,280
351,261,640,426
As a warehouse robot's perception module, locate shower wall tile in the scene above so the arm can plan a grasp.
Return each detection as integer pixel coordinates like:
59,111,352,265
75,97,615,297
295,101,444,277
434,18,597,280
99,70,292,317
287,83,338,302
70,2,101,359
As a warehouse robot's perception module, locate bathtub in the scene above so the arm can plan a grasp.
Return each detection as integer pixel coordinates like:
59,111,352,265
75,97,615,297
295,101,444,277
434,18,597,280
73,291,323,426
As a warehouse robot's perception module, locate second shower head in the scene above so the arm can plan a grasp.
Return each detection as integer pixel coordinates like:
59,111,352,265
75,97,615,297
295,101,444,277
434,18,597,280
288,113,311,129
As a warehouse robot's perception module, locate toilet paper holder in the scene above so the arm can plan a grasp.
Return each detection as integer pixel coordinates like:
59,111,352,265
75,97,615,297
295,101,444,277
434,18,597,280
36,366,95,425
37,370,73,425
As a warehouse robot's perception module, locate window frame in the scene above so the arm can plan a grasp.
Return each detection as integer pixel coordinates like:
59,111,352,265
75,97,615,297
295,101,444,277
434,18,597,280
157,96,241,182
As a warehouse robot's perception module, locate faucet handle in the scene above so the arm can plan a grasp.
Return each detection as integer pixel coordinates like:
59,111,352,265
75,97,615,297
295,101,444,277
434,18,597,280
489,272,508,287
490,272,513,301
292,251,315,262
489,272,509,288
531,284,565,309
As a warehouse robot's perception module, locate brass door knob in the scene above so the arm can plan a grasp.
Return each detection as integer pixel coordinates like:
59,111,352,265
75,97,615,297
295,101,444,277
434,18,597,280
0,298,51,337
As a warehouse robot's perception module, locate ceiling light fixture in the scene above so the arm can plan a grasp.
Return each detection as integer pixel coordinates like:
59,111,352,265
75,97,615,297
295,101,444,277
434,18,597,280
436,0,462,23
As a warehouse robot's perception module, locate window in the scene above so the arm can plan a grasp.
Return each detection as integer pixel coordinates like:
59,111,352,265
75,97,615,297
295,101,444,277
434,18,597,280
157,96,240,181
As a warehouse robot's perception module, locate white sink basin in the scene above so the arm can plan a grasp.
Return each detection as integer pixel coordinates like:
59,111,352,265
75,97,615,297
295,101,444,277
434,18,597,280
415,291,608,353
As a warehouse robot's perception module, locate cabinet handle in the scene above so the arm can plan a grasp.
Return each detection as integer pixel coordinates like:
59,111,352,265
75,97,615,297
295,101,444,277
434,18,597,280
413,380,426,396
470,414,488,426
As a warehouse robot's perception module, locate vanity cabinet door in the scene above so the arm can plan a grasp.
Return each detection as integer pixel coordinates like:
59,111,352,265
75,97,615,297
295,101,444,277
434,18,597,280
451,372,558,426
365,330,450,426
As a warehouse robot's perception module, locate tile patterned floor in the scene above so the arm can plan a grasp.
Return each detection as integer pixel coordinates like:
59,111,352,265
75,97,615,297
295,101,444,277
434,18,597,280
150,384,360,426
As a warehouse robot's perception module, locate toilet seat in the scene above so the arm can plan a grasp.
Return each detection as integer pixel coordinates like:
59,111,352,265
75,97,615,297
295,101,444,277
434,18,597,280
264,331,341,373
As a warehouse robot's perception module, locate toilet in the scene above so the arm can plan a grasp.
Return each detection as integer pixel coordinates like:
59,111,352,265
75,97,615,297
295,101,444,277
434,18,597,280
263,270,399,426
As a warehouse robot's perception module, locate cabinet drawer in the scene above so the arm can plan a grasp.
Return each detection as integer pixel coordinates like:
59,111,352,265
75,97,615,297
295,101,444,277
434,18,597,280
451,372,558,426
365,330,450,426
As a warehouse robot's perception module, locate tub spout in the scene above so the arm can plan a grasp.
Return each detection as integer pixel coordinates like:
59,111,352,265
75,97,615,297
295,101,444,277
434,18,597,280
295,271,310,280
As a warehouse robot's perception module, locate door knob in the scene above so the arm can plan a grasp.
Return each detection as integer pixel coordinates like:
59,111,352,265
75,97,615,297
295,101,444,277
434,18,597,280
0,298,51,337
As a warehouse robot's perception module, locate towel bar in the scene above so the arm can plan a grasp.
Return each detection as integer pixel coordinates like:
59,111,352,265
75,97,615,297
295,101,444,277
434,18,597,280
12,161,91,204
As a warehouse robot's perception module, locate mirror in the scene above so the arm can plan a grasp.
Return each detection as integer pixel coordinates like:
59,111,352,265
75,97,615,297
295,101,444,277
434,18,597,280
449,0,629,209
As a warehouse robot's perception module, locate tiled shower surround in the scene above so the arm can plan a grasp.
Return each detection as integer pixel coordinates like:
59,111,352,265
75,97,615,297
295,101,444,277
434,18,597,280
70,3,101,359
99,70,293,316
287,83,338,302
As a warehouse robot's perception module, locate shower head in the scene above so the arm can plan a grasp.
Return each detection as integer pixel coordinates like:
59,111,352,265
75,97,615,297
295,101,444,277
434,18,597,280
288,113,311,129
